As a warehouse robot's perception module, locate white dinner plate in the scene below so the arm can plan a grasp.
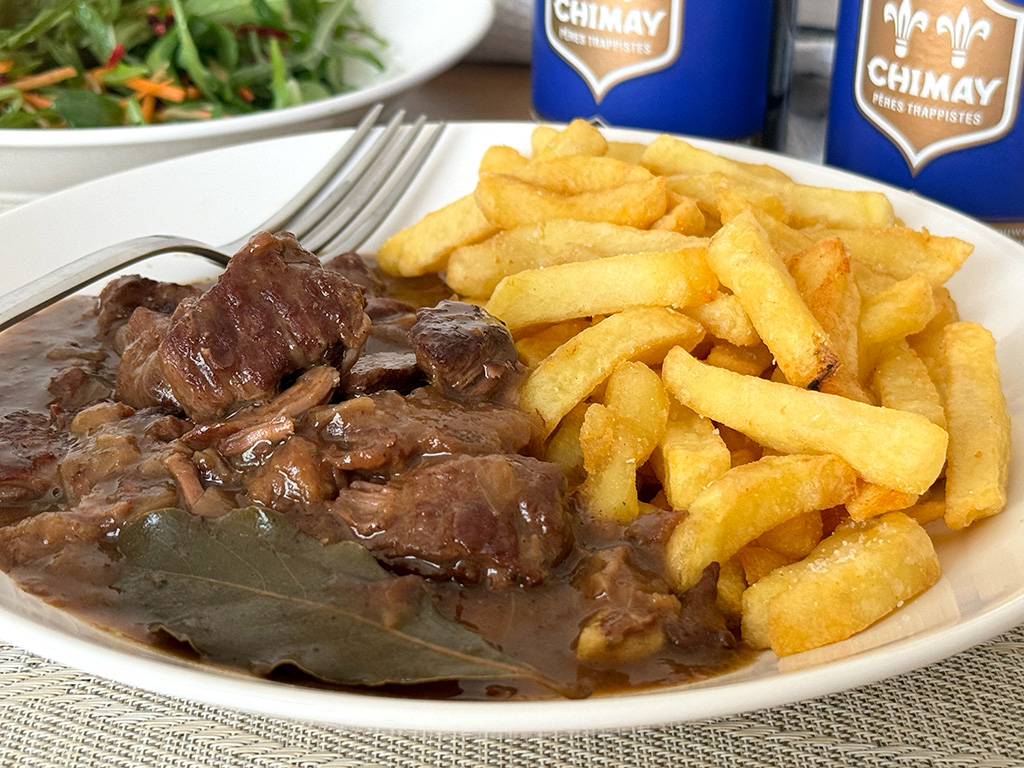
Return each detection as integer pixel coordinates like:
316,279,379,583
0,0,494,206
0,122,1022,734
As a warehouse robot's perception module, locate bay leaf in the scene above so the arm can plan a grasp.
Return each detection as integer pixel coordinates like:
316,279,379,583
115,507,549,689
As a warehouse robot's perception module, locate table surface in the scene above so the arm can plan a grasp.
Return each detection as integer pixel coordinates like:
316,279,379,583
3,62,1024,768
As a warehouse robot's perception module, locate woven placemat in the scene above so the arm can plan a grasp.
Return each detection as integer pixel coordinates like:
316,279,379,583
2,625,1023,768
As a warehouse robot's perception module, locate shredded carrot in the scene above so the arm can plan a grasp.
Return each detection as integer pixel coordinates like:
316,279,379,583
238,86,254,102
12,65,77,91
139,93,156,123
0,59,13,75
21,91,53,109
125,76,186,102
185,85,201,100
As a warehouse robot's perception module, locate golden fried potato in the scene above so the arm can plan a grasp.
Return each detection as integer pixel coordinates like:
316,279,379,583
475,173,668,229
376,194,498,276
640,134,793,181
859,272,936,351
445,219,704,299
681,291,760,347
578,362,670,522
741,512,940,655
485,247,717,330
812,226,972,286
515,319,591,369
755,510,824,560
845,480,919,521
662,346,949,494
531,118,608,160
649,404,731,511
787,237,872,403
871,340,946,429
939,322,1010,529
520,307,704,437
665,453,858,591
706,210,838,389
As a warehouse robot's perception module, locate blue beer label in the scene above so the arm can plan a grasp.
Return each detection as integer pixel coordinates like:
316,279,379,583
827,0,1024,227
531,0,777,140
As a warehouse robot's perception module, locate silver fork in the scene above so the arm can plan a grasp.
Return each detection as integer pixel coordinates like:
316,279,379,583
0,104,445,332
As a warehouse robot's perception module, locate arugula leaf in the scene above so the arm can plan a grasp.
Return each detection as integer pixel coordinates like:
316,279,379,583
53,88,124,127
116,507,554,690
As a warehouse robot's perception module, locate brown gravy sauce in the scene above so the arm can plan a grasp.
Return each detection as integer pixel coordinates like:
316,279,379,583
0,294,753,701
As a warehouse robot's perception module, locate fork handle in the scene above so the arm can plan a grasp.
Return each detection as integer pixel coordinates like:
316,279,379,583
0,235,229,333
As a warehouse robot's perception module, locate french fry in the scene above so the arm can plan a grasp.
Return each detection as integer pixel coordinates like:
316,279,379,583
871,340,946,429
578,362,670,522
649,404,731,511
682,292,760,347
640,134,793,181
604,141,647,164
376,194,498,276
653,191,706,235
576,611,664,661
715,186,815,259
812,226,972,286
845,480,919,521
716,556,747,619
665,453,858,591
738,544,794,585
703,341,775,377
787,237,872,403
475,172,668,229
485,247,717,330
939,322,1010,529
521,307,704,437
760,179,896,229
478,144,530,174
706,210,838,388
908,286,959,385
445,219,704,299
755,510,824,560
859,272,936,350
741,512,940,655
512,153,655,192
531,118,608,160
543,402,588,485
515,318,591,368
661,346,949,494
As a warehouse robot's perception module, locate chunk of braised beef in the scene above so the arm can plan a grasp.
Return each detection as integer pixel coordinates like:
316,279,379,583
573,545,683,649
97,274,201,336
1,407,184,571
363,297,418,358
0,411,67,507
181,365,339,452
324,251,386,297
303,387,533,477
664,563,736,654
573,549,735,662
47,366,113,412
126,232,370,422
244,435,339,511
327,454,572,588
408,300,523,405
115,308,181,412
342,351,424,397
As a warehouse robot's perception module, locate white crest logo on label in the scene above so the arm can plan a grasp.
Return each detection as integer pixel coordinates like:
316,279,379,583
544,0,684,102
854,0,1024,171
